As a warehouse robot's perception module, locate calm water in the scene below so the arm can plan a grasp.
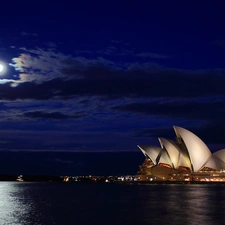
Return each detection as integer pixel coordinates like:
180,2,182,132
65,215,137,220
0,182,225,225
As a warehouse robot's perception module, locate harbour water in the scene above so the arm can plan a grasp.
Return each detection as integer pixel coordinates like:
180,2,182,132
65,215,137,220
0,182,225,225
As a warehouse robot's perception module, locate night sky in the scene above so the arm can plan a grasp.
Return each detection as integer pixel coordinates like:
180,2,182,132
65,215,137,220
1,1,225,175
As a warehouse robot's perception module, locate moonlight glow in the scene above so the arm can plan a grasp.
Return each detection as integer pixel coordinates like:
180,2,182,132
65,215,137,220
0,62,6,74
0,64,3,72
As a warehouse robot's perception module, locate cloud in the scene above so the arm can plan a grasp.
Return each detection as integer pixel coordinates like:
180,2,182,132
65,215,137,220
51,158,74,164
213,39,225,49
113,97,225,140
97,46,118,55
110,39,123,44
24,111,71,119
9,47,117,84
23,110,86,120
1,46,224,103
137,52,170,59
20,31,38,37
10,48,68,84
3,46,225,141
96,45,169,59
133,120,225,148
112,98,225,120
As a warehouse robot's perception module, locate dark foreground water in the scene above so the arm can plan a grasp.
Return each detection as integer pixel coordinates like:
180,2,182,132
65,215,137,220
0,182,225,225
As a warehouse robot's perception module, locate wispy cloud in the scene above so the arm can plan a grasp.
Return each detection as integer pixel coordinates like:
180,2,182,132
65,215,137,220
0,46,223,102
96,45,170,59
24,110,86,120
137,52,170,59
0,45,224,149
20,31,38,37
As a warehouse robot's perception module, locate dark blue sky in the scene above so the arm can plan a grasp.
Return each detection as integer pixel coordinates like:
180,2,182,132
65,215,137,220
0,0,225,175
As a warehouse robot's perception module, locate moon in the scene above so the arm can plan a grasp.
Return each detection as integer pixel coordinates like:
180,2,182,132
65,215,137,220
0,62,6,74
0,64,4,72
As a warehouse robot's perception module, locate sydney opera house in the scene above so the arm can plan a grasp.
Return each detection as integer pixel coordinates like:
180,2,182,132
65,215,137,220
137,126,225,182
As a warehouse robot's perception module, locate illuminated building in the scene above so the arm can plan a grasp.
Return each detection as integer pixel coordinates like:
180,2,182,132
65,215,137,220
137,126,225,182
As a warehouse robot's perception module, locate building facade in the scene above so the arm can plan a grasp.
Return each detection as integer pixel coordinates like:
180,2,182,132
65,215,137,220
137,126,225,182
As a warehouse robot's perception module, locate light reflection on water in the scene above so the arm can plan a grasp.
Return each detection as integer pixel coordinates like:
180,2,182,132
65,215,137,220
0,182,225,225
0,182,32,224
0,182,53,225
136,184,225,225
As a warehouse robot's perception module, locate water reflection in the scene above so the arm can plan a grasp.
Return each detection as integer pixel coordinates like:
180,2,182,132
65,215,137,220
0,182,52,225
135,184,225,225
0,182,31,224
0,182,225,225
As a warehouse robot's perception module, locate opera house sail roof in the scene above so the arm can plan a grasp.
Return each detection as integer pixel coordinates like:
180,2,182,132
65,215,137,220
137,126,225,181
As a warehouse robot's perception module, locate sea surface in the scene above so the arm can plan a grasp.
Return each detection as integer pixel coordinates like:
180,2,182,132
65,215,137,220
0,182,225,225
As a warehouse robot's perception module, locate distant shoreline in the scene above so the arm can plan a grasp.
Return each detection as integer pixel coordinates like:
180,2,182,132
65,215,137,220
1,174,225,184
117,180,225,185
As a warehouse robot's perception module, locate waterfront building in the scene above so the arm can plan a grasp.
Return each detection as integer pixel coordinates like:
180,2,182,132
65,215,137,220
137,126,225,182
